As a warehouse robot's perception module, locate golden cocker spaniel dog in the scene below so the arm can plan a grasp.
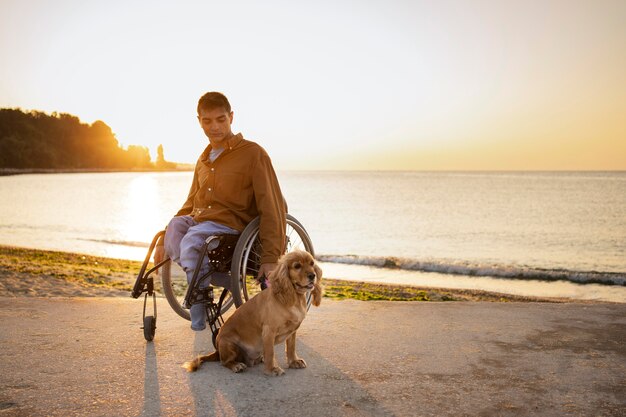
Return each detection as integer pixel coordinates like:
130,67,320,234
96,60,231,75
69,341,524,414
183,250,323,376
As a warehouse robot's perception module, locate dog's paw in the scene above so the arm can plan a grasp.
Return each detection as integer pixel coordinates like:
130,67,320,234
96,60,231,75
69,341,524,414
265,366,285,376
288,359,307,369
229,362,247,373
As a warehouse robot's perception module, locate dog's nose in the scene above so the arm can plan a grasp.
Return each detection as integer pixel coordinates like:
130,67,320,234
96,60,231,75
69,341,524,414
307,272,316,282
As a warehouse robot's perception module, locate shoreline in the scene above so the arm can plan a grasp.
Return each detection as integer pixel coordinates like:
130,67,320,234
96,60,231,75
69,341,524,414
0,245,582,303
0,167,193,176
2,168,625,178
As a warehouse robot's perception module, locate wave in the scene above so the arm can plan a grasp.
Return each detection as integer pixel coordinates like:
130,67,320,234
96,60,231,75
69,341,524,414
316,254,626,286
79,238,150,248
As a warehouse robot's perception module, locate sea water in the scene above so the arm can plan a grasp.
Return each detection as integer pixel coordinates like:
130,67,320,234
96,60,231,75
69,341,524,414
1,171,624,301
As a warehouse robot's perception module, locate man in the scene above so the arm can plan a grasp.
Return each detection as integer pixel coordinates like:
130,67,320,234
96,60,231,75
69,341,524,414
155,92,286,331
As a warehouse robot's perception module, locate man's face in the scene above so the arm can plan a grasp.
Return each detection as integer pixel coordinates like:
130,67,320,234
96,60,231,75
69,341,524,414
198,107,234,148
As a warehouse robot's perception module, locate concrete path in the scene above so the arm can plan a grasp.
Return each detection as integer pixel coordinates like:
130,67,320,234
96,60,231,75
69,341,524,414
0,296,624,416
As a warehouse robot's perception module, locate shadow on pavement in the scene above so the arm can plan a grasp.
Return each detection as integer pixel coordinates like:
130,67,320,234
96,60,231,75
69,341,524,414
141,342,162,416
183,332,394,416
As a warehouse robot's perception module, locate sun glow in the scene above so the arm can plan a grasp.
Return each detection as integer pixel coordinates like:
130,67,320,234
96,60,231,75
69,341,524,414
1,0,625,170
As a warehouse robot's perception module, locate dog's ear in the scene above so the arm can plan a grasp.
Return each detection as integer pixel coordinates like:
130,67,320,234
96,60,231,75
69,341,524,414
271,258,296,305
311,263,323,307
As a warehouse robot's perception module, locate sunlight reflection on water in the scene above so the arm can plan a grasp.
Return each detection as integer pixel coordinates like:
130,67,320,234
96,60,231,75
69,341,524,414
123,175,160,243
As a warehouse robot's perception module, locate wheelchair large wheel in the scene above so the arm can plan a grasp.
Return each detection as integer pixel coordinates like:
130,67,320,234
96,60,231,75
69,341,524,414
160,260,191,320
160,260,237,321
230,214,315,308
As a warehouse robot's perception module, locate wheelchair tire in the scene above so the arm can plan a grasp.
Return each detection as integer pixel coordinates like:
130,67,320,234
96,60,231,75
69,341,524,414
160,260,191,321
230,214,315,308
143,315,156,342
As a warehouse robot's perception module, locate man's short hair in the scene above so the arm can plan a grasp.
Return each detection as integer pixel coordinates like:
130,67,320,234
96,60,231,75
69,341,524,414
197,92,231,115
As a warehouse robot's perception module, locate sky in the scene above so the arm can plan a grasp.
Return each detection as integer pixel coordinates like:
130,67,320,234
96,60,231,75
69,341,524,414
0,0,625,170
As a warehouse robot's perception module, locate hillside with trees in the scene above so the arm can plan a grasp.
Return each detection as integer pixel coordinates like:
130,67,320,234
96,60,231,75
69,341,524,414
0,108,175,170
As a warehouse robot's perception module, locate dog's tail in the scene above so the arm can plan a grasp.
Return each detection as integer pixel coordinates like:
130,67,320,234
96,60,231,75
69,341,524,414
182,351,220,372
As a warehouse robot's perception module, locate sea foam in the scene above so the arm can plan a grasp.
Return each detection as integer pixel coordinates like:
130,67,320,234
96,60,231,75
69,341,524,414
316,254,626,286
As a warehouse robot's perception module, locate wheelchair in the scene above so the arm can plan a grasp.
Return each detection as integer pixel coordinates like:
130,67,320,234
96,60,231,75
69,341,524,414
131,214,314,344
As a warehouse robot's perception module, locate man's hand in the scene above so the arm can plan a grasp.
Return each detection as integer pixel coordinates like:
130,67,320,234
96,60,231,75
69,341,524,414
257,263,278,282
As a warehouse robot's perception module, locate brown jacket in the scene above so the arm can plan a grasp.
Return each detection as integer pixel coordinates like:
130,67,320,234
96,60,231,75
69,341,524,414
176,133,286,264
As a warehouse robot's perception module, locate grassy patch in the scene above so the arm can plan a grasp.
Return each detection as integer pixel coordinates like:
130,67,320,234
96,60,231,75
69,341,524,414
0,245,140,292
319,279,565,302
324,282,432,301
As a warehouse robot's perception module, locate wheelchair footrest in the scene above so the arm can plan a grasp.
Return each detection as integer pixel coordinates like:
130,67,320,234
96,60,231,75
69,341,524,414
185,286,216,309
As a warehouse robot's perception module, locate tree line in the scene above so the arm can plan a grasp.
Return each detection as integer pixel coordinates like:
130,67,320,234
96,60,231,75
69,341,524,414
0,108,175,170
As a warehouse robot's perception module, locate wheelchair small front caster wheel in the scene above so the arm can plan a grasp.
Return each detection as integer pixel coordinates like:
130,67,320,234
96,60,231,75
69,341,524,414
143,315,156,341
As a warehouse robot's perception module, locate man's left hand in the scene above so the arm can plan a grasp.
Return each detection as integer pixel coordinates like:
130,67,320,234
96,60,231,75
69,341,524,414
257,263,277,282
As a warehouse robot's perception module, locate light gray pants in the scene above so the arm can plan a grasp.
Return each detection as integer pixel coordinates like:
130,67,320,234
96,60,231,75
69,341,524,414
164,215,239,331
